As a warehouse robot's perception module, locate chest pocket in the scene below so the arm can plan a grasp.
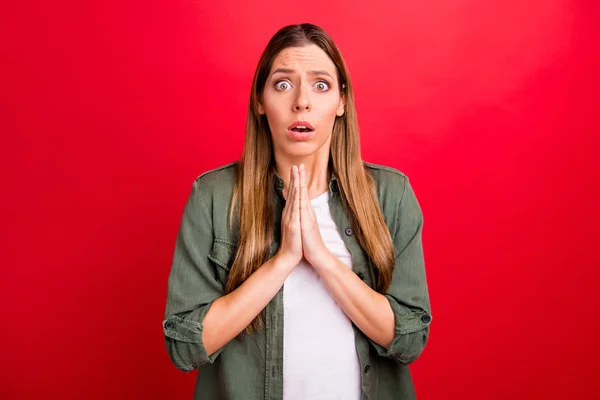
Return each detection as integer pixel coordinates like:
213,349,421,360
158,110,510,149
208,239,238,285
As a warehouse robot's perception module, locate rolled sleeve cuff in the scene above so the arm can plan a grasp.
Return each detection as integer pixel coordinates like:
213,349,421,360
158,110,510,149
368,295,432,364
162,304,224,371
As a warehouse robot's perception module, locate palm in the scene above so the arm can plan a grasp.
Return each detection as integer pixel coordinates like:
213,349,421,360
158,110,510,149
298,165,327,265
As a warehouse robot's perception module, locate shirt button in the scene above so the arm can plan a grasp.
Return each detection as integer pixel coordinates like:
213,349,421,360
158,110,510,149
165,321,174,330
364,365,370,373
421,314,431,323
345,227,354,236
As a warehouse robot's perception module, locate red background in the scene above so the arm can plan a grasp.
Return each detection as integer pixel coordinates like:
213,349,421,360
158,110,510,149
1,0,599,398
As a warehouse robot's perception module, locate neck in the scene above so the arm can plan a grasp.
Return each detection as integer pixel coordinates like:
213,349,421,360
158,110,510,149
274,155,331,200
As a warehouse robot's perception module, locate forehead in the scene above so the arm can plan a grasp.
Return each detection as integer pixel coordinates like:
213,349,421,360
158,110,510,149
270,44,336,76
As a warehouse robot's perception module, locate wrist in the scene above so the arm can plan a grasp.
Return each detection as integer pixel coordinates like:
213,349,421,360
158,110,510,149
309,249,336,274
272,252,298,272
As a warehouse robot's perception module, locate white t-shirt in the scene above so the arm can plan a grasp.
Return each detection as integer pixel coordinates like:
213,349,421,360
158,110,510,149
283,190,362,400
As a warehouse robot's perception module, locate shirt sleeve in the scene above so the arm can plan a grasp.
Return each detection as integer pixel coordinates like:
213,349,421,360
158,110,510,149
162,178,225,372
367,176,433,364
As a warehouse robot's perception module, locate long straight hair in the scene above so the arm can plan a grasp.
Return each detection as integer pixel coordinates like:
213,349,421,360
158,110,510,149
227,23,395,334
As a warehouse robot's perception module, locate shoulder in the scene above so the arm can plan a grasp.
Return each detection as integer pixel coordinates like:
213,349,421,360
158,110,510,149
191,161,239,202
363,160,409,197
194,161,238,185
362,161,423,230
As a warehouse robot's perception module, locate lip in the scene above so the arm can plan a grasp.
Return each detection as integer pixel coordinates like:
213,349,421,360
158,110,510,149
287,120,315,131
287,128,314,141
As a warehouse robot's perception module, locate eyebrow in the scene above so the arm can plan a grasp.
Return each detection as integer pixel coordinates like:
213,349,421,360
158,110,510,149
270,68,334,80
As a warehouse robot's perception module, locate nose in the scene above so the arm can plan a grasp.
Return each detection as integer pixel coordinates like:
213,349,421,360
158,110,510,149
292,85,311,112
294,103,310,111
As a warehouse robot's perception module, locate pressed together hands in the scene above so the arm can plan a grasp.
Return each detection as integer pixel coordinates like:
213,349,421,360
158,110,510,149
276,163,329,269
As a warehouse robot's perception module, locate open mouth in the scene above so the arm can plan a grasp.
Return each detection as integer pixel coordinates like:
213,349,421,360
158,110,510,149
288,121,315,133
290,126,314,133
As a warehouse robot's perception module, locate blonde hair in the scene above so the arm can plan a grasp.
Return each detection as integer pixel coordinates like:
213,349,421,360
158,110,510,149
227,23,395,334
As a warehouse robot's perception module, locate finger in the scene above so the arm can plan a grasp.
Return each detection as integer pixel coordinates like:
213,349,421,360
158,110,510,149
295,166,300,208
301,186,307,224
299,166,306,210
286,185,294,220
282,187,289,219
293,165,299,191
304,186,309,212
292,167,300,221
290,165,297,201
292,188,300,224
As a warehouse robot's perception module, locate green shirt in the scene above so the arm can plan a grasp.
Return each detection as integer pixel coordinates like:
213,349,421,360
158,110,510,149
162,161,433,400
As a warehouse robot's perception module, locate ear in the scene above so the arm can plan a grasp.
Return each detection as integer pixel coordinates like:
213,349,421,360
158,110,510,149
258,101,265,115
336,93,345,117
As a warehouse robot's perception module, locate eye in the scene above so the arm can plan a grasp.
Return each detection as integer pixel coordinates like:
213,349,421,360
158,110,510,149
315,81,330,91
274,80,291,91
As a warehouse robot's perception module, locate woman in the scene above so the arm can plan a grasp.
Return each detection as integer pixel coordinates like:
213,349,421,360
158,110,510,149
162,23,433,400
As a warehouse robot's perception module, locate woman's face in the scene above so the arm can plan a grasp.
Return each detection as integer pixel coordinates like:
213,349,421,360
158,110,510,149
258,44,345,158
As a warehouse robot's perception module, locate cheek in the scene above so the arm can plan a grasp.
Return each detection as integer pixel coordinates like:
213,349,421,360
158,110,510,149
263,95,287,124
318,100,341,125
264,112,289,140
265,110,286,132
315,93,340,114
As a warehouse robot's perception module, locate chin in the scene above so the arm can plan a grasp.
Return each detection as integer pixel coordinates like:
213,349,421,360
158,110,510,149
285,145,317,157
